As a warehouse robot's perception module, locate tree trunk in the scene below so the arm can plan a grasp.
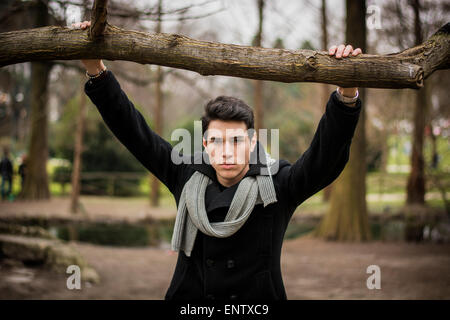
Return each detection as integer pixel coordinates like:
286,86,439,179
406,0,427,205
428,122,438,169
70,76,87,213
315,0,370,241
70,1,90,213
22,61,51,200
406,87,428,204
21,0,51,200
321,0,332,202
150,0,163,207
253,0,264,132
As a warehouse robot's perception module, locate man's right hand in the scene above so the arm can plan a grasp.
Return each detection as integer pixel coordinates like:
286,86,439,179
71,20,106,75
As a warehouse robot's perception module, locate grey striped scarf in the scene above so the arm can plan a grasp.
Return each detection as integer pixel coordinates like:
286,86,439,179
171,156,278,257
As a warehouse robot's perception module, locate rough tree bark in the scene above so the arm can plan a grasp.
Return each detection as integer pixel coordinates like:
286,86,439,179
0,21,448,88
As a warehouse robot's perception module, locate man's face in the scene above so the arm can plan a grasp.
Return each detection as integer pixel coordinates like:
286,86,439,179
203,120,256,186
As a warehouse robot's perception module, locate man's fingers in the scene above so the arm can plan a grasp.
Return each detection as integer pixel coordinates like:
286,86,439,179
335,44,346,58
329,44,363,58
352,48,362,56
81,21,91,29
328,45,337,55
343,45,353,57
70,21,91,29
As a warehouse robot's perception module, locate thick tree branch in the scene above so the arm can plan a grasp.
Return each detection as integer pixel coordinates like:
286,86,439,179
54,60,154,86
0,22,448,89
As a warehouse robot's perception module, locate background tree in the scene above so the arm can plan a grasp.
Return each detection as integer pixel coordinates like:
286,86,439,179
406,0,428,205
320,0,333,202
70,0,91,213
315,0,371,241
380,0,449,212
22,0,53,199
150,0,164,207
252,0,265,133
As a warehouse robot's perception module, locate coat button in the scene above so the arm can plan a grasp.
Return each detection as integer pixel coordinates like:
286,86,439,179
230,294,238,300
206,259,215,267
227,259,235,268
206,294,215,300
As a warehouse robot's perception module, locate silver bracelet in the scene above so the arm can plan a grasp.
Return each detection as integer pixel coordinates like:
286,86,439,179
86,67,107,80
336,87,359,104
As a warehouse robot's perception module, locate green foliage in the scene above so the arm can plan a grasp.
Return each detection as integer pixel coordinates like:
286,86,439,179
52,165,71,184
284,222,315,240
50,95,153,196
57,223,153,247
299,39,315,50
157,218,175,243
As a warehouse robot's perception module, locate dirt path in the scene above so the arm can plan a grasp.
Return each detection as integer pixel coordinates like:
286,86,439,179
0,196,176,222
1,237,449,300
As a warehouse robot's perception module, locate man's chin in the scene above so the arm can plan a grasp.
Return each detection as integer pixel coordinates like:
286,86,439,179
217,170,237,178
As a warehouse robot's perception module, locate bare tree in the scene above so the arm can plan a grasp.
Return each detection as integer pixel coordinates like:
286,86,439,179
253,0,264,133
321,0,333,202
315,0,370,241
70,0,91,213
150,0,163,207
406,0,427,205
22,0,53,200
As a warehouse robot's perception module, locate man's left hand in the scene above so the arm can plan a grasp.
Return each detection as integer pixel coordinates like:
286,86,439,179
328,44,362,98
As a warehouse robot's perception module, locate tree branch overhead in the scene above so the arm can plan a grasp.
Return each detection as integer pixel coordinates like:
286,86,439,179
0,0,448,89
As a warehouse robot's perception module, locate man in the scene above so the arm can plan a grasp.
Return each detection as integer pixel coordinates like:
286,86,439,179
74,21,362,300
0,147,13,201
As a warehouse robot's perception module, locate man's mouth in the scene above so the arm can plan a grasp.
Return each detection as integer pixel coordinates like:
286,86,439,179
219,164,236,169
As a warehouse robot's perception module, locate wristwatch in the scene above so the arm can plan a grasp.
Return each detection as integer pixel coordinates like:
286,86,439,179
336,87,359,104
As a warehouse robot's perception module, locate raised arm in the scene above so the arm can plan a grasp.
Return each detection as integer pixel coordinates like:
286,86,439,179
278,44,363,212
76,21,186,195
278,91,362,210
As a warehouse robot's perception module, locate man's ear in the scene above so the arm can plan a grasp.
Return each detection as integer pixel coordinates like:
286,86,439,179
203,138,208,149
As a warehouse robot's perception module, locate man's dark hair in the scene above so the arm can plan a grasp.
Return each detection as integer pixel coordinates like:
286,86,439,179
201,96,254,138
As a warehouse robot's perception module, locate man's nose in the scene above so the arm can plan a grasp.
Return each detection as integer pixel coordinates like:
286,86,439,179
222,140,234,159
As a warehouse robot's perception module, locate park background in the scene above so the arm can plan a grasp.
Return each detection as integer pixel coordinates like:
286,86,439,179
0,0,449,299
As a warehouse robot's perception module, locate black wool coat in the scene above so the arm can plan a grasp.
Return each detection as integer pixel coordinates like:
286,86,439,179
85,71,362,301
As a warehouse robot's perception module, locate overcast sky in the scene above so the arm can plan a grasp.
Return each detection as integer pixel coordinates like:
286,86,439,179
62,0,450,54
64,0,347,50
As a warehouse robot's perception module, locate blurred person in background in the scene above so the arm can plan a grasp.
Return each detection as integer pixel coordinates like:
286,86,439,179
0,147,13,200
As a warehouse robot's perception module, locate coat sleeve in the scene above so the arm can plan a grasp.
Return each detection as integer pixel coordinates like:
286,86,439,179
84,70,186,195
278,90,362,212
